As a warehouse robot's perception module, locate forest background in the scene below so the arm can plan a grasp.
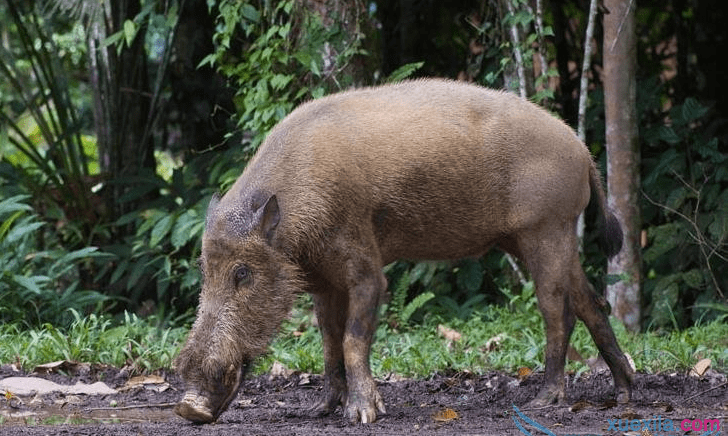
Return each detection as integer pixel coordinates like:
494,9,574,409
0,0,726,341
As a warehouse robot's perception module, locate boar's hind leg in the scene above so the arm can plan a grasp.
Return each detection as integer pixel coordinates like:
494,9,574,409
310,278,348,416
509,221,633,407
570,274,634,403
506,223,579,407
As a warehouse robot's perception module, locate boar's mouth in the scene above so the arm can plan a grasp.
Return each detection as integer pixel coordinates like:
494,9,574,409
175,361,249,424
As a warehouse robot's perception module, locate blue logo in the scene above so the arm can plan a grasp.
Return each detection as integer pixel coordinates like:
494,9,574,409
512,404,557,436
512,404,721,436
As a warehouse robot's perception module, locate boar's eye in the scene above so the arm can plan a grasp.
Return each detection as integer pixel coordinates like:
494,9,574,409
233,264,252,288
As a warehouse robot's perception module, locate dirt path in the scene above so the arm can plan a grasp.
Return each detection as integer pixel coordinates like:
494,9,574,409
1,364,726,435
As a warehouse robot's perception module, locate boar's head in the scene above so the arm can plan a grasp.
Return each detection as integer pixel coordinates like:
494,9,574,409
175,192,302,423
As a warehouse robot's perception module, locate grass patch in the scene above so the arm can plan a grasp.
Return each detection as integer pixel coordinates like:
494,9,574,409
0,309,187,372
1,296,726,378
257,295,728,378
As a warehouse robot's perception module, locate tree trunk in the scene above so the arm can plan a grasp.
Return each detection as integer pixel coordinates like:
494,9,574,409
88,0,155,220
603,0,641,331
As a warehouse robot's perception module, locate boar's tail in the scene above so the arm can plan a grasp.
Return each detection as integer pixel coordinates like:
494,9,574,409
587,162,623,259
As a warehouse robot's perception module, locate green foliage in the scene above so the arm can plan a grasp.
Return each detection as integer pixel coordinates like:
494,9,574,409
641,95,728,328
0,0,97,244
2,293,726,378
385,61,425,83
384,270,436,327
201,0,298,151
201,0,368,156
0,195,110,328
256,293,728,378
472,0,557,100
0,309,187,372
383,252,525,326
98,157,220,312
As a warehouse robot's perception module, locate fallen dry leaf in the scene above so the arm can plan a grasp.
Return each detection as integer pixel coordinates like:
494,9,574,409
516,367,532,380
689,358,711,377
298,373,311,386
432,407,459,422
270,361,294,378
33,360,86,376
587,355,610,375
437,324,462,342
118,374,169,392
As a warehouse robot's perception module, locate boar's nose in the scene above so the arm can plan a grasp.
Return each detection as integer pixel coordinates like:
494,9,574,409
175,390,215,423
176,361,248,423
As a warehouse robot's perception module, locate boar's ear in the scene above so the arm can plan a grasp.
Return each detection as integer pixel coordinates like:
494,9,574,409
205,194,221,228
252,194,280,244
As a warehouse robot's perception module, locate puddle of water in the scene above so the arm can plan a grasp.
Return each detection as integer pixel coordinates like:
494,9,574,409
1,403,177,426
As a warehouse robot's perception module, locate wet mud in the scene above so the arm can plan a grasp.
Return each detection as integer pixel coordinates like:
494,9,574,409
1,365,726,435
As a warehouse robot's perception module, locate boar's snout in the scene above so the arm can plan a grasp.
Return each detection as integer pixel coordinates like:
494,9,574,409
175,390,215,423
175,357,248,424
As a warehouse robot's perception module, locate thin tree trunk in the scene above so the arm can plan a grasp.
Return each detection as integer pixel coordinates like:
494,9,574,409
504,0,527,97
603,0,641,332
577,0,598,142
576,0,599,245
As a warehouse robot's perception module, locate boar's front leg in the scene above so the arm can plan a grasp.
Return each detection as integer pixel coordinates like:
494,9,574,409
315,234,387,423
340,254,387,423
310,277,348,416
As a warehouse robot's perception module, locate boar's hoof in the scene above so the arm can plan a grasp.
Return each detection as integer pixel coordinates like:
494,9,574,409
527,385,564,408
616,386,631,404
310,392,344,417
345,392,386,424
175,391,215,424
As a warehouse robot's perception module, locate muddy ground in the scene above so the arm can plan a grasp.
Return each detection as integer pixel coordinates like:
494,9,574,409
1,363,726,436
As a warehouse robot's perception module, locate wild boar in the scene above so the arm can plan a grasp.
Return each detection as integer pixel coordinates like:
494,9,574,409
174,79,634,424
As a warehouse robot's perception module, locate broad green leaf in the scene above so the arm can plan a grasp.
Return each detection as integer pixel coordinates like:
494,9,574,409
123,20,138,47
644,223,681,263
127,256,149,291
150,215,174,248
0,210,25,241
681,269,703,289
5,220,44,244
171,211,202,250
0,195,33,216
241,4,260,23
681,97,708,123
12,274,49,295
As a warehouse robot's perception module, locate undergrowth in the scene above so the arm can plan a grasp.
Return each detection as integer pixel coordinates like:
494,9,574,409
0,309,187,373
257,294,728,378
2,295,726,378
